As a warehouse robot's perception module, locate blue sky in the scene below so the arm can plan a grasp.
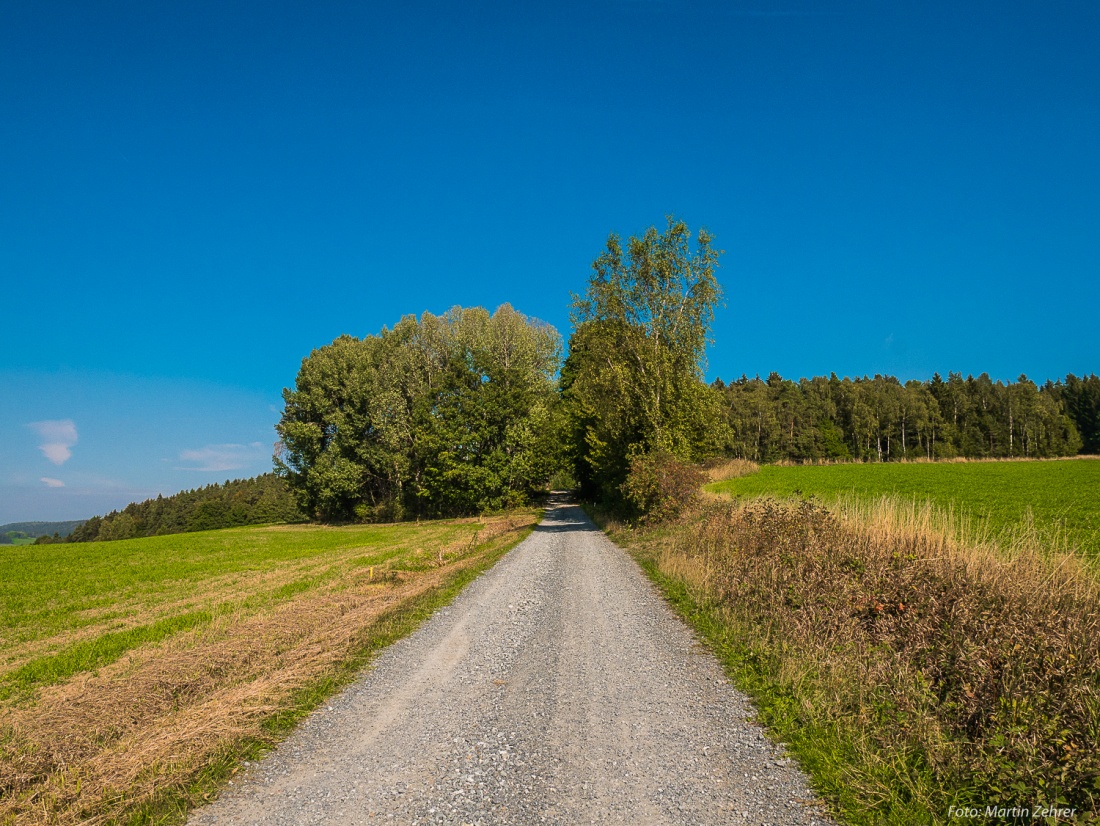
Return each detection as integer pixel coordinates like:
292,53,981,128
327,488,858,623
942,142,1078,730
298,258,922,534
2,0,1097,522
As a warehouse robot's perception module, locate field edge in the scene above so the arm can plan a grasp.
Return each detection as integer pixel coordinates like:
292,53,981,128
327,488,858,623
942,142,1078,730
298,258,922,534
17,514,541,826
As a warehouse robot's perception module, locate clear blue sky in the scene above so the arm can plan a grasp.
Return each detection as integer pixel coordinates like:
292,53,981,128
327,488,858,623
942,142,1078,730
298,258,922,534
2,0,1097,523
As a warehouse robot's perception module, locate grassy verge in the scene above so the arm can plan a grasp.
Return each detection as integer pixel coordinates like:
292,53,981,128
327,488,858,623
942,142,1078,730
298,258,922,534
598,499,1099,825
0,512,538,826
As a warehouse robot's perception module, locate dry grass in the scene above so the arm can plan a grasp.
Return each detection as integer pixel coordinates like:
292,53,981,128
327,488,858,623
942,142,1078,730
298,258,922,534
703,458,760,483
823,493,1090,570
0,513,536,826
772,454,1100,467
618,497,1100,823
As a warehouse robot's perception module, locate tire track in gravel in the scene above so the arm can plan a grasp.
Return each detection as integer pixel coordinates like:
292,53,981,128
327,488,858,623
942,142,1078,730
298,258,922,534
189,497,834,826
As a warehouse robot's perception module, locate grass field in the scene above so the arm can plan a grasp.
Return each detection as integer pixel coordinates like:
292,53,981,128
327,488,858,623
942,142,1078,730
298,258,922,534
708,458,1100,557
0,512,538,825
0,537,35,547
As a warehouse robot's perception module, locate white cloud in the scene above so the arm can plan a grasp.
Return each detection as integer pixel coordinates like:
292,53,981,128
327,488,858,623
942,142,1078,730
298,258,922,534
177,442,268,472
40,443,73,464
40,477,66,488
28,419,78,466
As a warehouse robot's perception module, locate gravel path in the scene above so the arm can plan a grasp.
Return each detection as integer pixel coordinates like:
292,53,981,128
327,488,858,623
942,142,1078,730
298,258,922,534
189,498,834,826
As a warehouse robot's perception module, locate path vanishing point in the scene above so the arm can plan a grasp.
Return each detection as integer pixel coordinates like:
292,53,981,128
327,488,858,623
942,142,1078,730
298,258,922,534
189,497,834,826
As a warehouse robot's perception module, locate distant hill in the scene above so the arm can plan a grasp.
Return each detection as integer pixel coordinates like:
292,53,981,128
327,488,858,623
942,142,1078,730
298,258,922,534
0,520,85,544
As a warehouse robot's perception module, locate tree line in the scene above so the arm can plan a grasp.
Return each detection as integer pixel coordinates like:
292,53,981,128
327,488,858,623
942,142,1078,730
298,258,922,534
271,221,724,520
276,218,1097,520
56,474,303,543
715,371,1097,464
48,218,1100,536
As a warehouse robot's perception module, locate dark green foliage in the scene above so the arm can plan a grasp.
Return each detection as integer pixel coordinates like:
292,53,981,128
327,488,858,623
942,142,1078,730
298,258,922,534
64,474,304,543
718,371,1084,463
276,304,562,521
1049,373,1100,455
36,533,64,545
563,218,728,506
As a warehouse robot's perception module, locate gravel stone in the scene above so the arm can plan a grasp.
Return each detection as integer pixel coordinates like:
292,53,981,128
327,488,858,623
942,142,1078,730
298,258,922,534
188,497,835,825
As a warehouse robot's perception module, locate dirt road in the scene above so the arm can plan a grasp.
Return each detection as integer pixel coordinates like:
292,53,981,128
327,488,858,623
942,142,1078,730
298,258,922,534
189,499,832,825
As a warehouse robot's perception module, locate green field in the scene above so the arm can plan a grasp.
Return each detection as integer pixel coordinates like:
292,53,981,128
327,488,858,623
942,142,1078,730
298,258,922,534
0,513,537,825
0,517,525,691
709,458,1100,556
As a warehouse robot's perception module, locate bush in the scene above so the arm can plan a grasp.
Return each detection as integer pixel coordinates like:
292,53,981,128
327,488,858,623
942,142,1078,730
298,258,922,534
644,498,1100,819
621,451,705,523
548,468,578,491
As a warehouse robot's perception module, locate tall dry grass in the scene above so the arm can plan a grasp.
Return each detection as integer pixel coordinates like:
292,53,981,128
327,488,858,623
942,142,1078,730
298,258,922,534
628,497,1100,822
822,493,1086,568
703,458,760,483
771,454,1100,467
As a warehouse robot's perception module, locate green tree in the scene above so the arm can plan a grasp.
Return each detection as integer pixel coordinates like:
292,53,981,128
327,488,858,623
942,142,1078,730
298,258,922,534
1056,373,1100,454
276,305,562,521
563,218,724,503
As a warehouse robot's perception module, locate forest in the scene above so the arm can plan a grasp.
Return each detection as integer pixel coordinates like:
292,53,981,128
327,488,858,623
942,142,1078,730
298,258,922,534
60,474,303,543
714,370,1097,464
53,219,1100,537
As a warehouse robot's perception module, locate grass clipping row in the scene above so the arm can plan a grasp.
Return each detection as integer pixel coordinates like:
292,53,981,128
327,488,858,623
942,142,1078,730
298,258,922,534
0,514,535,826
625,497,1099,823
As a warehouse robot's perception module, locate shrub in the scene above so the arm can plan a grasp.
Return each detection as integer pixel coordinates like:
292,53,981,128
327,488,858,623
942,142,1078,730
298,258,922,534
621,451,705,523
645,498,1100,819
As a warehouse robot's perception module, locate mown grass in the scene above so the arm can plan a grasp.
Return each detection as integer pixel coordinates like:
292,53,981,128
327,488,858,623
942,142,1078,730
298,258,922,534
0,520,486,677
0,611,212,702
708,458,1100,558
605,498,1099,825
0,512,539,826
1,523,434,646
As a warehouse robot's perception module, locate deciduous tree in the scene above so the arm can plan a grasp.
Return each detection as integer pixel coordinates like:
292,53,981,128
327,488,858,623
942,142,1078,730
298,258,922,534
563,218,726,503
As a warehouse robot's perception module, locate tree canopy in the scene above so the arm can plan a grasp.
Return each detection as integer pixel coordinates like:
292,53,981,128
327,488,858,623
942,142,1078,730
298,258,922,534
275,304,562,521
562,218,728,503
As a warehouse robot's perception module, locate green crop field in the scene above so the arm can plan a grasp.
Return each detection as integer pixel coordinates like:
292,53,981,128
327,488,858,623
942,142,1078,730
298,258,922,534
709,458,1100,557
0,512,537,825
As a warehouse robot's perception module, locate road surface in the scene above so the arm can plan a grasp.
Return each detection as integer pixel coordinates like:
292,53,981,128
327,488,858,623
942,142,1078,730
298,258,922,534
190,498,832,825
